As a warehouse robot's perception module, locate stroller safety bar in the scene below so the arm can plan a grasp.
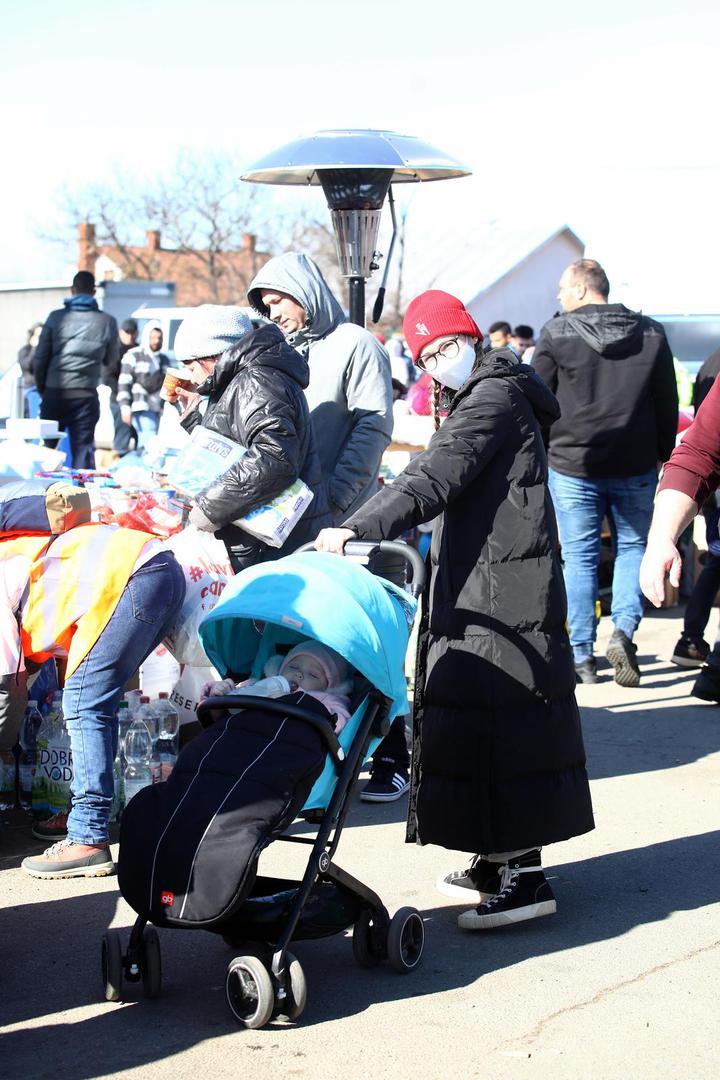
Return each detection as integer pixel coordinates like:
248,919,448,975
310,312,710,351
297,539,426,598
197,695,345,766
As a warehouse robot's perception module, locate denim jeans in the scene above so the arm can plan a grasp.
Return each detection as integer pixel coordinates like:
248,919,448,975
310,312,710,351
41,392,100,470
62,551,186,845
132,410,160,449
548,468,657,662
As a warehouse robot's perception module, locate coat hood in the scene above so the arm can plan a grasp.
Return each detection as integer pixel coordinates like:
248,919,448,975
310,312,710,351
452,347,561,428
565,303,645,358
247,252,346,348
198,322,309,397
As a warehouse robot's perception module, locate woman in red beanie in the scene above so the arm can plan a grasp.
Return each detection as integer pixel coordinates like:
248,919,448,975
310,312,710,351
315,289,593,931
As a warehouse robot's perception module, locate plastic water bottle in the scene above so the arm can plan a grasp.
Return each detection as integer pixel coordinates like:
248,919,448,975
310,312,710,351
123,718,153,804
117,700,132,762
154,692,180,780
0,748,17,809
111,752,125,822
19,700,42,808
32,705,58,820
44,694,73,817
124,688,143,719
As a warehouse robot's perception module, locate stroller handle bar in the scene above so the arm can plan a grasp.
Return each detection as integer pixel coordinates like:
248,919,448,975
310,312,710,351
296,539,426,598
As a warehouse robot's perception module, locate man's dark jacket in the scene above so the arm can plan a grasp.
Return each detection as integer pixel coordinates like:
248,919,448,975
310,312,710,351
182,323,331,568
32,298,119,397
532,304,678,477
345,349,594,854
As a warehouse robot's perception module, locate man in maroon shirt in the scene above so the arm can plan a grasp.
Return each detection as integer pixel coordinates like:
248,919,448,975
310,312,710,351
641,373,720,698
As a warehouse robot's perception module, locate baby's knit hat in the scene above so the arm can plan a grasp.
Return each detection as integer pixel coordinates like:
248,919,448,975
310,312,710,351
279,640,352,692
174,305,253,363
403,290,482,363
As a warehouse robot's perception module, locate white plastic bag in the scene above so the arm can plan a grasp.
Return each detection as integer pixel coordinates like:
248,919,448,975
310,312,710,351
161,526,233,666
169,663,220,726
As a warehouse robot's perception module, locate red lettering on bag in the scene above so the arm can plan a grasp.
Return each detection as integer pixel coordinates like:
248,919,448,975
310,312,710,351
160,891,174,906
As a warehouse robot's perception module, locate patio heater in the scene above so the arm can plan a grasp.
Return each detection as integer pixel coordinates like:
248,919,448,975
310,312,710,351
241,129,471,327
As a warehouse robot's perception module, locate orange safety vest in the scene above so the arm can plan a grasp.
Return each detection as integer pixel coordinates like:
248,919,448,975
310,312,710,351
0,524,156,678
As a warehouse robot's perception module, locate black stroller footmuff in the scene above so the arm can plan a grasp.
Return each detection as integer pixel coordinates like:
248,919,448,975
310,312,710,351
118,692,332,928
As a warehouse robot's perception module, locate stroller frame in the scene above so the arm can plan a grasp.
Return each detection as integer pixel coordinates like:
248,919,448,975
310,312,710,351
102,541,426,1027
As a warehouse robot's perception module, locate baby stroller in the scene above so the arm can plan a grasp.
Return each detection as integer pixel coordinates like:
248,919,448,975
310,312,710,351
102,541,425,1028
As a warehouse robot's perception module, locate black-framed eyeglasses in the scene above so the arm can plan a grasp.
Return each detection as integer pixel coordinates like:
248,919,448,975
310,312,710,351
416,337,460,372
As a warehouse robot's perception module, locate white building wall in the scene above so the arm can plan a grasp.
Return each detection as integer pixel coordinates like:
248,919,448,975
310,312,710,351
0,284,69,373
466,233,583,338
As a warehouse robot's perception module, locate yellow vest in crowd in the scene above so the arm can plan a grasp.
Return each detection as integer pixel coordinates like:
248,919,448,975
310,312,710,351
0,524,155,677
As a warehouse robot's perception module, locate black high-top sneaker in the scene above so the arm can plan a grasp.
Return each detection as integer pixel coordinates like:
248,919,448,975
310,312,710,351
457,849,556,930
436,855,505,903
606,629,641,688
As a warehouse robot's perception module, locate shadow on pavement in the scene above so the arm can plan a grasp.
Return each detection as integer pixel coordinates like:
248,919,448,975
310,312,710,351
2,830,719,1073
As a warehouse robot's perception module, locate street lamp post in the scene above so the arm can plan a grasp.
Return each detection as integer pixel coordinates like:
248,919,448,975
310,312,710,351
242,129,471,327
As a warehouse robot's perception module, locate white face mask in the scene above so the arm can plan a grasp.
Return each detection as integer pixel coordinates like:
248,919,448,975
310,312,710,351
418,334,477,391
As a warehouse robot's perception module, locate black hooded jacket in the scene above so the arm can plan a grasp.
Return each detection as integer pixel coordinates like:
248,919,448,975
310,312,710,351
345,349,594,854
182,323,331,565
532,303,678,478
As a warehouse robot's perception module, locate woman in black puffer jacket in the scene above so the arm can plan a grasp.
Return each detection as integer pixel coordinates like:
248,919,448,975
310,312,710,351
316,291,594,933
174,305,331,572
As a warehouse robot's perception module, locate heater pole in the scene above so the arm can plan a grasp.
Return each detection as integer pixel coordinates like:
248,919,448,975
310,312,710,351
348,276,366,327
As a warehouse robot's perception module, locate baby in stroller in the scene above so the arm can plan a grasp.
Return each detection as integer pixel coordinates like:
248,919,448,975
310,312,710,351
200,640,354,732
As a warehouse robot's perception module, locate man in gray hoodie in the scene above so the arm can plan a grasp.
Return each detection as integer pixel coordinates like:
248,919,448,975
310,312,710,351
248,253,408,802
248,253,393,524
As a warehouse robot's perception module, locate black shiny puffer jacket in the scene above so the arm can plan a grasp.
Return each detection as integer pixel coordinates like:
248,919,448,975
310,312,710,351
182,323,331,568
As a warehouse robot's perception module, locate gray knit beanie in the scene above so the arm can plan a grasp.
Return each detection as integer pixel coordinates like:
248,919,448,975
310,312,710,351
174,305,253,363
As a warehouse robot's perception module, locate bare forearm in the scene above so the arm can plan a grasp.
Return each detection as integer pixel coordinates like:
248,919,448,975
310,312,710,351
647,489,698,544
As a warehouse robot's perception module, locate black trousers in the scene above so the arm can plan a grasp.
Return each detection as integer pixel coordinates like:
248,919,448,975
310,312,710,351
41,391,100,470
368,549,410,770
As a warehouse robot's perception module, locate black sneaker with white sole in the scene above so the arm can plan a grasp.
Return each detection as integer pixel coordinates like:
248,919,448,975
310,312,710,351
606,629,641,688
436,855,505,902
360,764,410,802
457,849,557,930
692,663,720,703
671,636,710,668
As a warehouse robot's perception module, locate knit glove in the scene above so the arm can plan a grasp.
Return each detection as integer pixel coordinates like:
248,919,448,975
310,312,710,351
189,505,217,533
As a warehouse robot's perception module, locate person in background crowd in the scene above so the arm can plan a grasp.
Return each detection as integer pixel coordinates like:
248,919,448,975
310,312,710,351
17,322,43,418
117,320,171,450
107,317,139,454
173,304,331,573
641,370,720,702
33,271,119,470
533,259,678,687
669,353,720,670
488,320,513,350
315,289,594,930
247,254,407,804
511,324,535,360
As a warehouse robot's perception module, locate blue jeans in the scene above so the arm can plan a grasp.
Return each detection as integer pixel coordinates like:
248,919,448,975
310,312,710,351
548,468,657,662
132,410,160,449
62,551,185,845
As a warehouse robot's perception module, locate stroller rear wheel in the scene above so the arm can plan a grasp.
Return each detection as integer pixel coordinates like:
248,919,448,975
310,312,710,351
352,908,385,968
274,951,307,1022
101,930,123,1002
226,955,275,1029
387,907,424,973
141,926,162,999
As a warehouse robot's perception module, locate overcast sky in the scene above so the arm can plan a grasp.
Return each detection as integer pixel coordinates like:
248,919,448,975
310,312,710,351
3,0,719,310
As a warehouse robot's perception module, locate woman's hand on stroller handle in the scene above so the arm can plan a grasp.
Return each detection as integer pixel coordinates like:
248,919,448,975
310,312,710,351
314,527,356,554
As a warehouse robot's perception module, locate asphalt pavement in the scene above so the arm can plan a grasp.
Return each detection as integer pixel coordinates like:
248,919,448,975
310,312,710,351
1,606,719,1080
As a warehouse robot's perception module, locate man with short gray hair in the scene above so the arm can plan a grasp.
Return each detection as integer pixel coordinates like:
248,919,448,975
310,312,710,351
533,259,678,687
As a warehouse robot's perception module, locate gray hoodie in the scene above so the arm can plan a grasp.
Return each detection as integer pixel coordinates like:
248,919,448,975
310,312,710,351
248,253,393,522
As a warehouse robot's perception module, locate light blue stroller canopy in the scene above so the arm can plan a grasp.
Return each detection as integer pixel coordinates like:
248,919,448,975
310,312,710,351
198,551,416,810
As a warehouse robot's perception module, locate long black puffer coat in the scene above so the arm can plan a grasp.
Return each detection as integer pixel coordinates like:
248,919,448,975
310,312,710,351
344,348,595,854
182,323,331,569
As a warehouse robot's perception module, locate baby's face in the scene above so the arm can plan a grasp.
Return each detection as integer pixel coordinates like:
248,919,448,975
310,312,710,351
282,655,328,692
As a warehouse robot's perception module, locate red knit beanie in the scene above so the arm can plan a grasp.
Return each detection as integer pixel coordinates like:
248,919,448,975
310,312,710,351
403,290,483,363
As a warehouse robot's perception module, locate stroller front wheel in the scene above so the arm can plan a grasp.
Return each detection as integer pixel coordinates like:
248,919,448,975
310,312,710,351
275,951,307,1022
226,955,275,1029
387,907,425,973
101,930,123,1002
